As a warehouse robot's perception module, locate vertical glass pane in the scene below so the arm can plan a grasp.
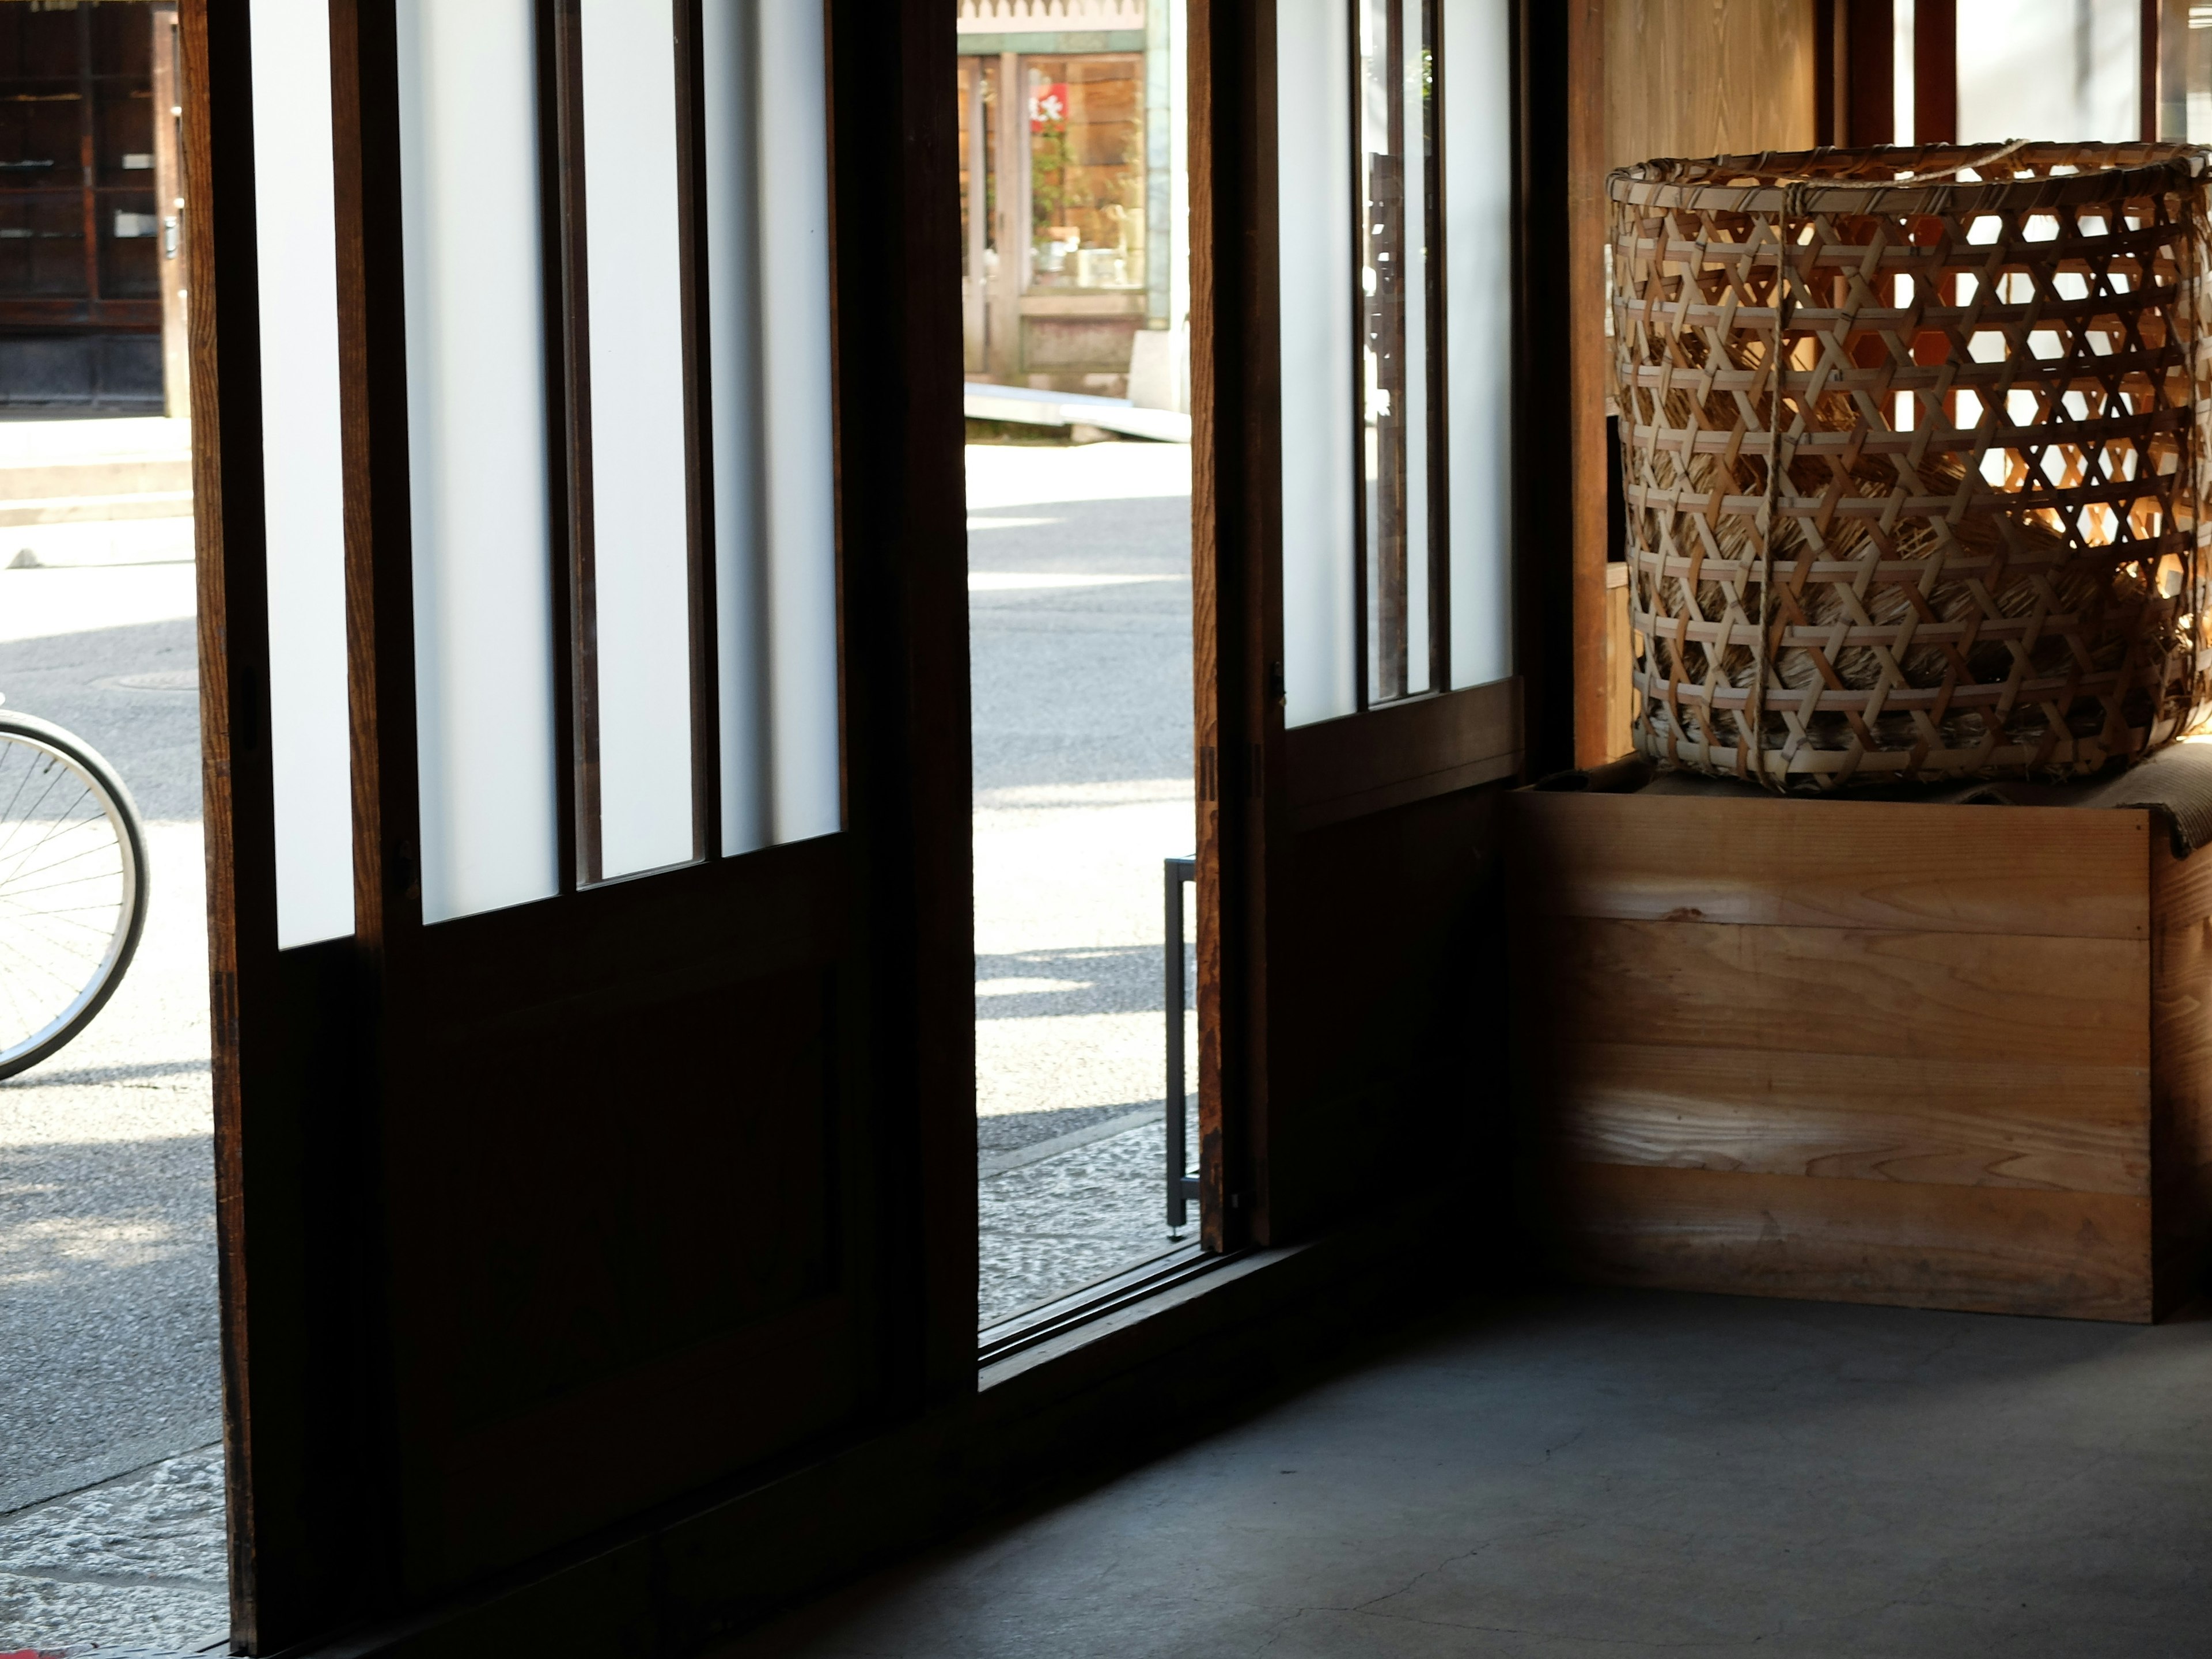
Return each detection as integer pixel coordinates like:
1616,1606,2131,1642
250,0,353,946
1441,0,1511,689
702,0,766,854
1278,0,1358,728
703,0,840,849
397,0,559,922
1025,56,1147,295
579,0,694,880
1357,0,1432,702
2157,0,2212,142
1957,0,2139,143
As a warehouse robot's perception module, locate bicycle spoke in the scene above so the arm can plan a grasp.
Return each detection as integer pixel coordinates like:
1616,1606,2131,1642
0,929,93,994
0,796,105,886
0,835,127,891
0,867,123,902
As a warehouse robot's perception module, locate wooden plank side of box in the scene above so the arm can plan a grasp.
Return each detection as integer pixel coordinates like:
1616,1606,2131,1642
1562,1164,2154,1322
1559,1041,2149,1196
1549,916,2151,1069
1508,791,2152,940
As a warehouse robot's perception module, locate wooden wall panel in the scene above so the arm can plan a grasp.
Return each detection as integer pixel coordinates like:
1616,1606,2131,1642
1512,791,2153,939
1563,1042,2150,1196
1605,0,1819,172
1567,1164,2154,1323
1504,787,2212,1325
1552,918,2150,1069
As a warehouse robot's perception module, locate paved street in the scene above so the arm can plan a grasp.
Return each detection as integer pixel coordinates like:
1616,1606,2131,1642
966,441,1199,1326
0,431,1196,1646
0,527,220,1652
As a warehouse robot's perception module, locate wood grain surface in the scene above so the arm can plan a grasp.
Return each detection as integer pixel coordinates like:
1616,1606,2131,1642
1605,0,1818,172
1560,1041,2149,1195
1510,793,2153,940
1552,916,2151,1068
1565,1162,2153,1321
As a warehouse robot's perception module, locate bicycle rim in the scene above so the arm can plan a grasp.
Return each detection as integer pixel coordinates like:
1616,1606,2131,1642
0,718,148,1080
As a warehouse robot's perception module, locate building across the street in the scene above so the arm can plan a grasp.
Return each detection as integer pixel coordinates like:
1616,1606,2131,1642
957,0,1184,402
0,0,186,415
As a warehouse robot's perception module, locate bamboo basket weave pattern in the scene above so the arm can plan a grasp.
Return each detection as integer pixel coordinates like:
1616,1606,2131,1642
1611,142,2212,784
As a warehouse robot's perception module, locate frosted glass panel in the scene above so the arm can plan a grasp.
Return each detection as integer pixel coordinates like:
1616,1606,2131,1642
580,0,695,879
702,0,766,853
251,0,353,947
1278,0,1358,728
1441,0,1512,688
397,0,560,923
703,0,842,849
1957,0,2139,143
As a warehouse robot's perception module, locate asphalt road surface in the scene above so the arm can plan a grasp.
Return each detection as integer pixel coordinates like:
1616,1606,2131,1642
0,554,221,1652
965,441,1201,1324
0,436,1199,1647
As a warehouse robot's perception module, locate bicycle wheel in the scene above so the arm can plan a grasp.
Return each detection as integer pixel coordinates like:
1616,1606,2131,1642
0,710,150,1081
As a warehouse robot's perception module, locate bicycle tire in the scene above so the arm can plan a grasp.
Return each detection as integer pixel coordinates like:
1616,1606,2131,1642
0,709,151,1081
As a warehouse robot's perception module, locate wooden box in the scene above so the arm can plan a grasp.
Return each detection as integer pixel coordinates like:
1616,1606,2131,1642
1505,788,2212,1323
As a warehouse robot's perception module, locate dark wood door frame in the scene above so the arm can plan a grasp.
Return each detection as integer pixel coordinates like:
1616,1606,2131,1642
1194,0,1538,1253
185,0,971,1646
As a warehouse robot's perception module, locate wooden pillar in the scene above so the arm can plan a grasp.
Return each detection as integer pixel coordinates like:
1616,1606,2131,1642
1913,0,1956,145
151,2,188,418
1570,0,1608,764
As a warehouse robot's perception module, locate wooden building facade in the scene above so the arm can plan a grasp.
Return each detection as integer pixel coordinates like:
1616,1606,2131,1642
0,0,185,412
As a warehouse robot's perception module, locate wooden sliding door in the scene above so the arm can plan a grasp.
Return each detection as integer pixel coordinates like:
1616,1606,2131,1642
186,0,968,1647
1194,0,1529,1249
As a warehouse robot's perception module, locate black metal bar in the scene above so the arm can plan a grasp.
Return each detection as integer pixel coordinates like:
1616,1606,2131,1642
1165,853,1196,1228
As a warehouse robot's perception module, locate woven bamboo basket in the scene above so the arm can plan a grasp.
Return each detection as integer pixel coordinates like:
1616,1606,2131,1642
1610,141,2212,785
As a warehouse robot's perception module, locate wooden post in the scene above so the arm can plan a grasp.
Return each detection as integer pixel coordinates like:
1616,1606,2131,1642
1913,0,1956,145
151,2,188,419
1569,0,1608,764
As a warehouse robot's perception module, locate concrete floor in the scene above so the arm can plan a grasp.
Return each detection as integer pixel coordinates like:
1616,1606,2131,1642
722,1286,2212,1658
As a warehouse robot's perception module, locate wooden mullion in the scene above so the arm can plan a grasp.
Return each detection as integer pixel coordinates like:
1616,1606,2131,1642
551,0,595,889
1423,0,1448,696
328,0,419,1628
181,0,268,1643
2142,0,2160,143
1565,0,1607,765
672,0,718,864
1345,0,1370,713
1914,0,1956,146
1193,0,1266,1253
